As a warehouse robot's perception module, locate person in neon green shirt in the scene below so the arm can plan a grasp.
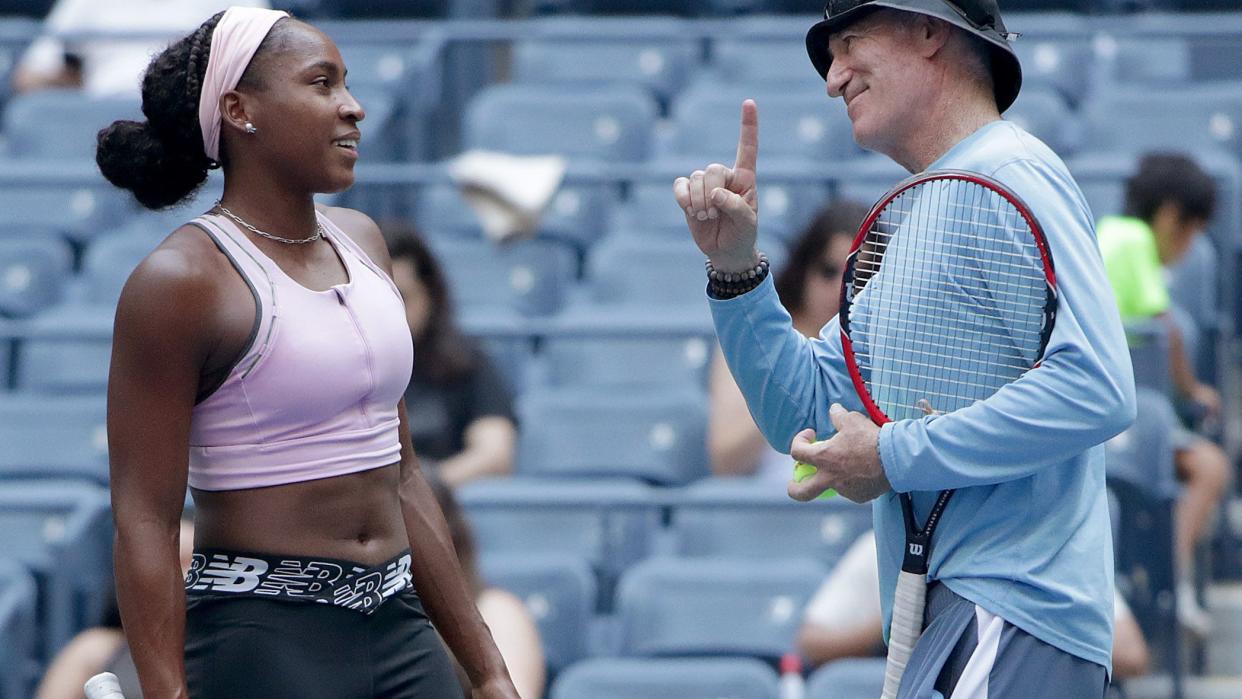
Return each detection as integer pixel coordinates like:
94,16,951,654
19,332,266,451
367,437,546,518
1097,152,1232,636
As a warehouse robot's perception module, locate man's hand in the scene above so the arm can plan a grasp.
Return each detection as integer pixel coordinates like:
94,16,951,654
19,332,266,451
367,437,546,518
673,99,761,274
788,404,891,504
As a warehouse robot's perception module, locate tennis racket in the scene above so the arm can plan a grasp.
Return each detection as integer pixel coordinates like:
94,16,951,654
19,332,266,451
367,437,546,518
835,170,1057,699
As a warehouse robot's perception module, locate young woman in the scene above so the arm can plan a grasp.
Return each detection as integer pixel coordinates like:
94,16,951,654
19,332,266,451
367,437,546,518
97,7,519,697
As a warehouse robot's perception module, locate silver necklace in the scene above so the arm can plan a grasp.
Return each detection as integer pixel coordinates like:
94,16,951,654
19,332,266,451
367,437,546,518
215,201,324,245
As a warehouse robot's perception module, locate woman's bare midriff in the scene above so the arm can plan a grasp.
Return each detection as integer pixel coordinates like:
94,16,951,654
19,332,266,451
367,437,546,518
190,462,408,566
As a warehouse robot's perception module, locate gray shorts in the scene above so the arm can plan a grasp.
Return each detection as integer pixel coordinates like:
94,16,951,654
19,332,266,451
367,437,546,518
897,583,1108,699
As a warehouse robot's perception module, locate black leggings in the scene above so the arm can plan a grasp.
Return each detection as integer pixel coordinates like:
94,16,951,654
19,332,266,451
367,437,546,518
185,590,463,698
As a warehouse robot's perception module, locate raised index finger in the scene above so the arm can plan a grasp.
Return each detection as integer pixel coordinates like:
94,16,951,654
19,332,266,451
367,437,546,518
733,99,759,173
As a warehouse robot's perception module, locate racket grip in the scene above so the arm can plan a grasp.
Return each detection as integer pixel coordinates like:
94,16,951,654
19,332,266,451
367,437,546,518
881,570,927,699
792,461,837,499
84,672,126,699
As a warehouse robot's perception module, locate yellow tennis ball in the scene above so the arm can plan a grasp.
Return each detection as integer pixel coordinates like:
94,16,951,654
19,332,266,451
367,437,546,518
793,461,837,500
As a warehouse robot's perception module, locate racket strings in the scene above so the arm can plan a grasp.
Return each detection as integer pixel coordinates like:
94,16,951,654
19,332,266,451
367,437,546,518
848,179,1051,422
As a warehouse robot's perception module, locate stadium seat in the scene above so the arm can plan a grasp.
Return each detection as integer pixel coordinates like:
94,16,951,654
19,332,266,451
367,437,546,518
585,235,712,309
1166,234,1220,378
427,237,577,317
479,552,595,673
0,559,37,699
458,478,662,609
1082,84,1242,164
0,322,11,390
0,480,112,660
1008,28,1095,107
671,477,873,565
0,18,39,112
291,0,497,18
521,0,698,16
1,89,141,160
1105,387,1181,678
666,87,855,162
550,657,780,699
79,232,160,308
0,167,133,243
512,18,699,104
517,386,709,485
14,304,113,395
464,84,657,162
709,18,826,92
1004,86,1078,156
616,556,824,659
1097,35,1192,86
415,181,616,253
535,332,713,390
1124,320,1172,396
806,658,886,699
0,237,71,318
0,392,108,481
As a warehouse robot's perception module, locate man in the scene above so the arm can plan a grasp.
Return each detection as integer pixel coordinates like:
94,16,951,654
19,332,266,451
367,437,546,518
674,1,1135,695
1097,152,1232,635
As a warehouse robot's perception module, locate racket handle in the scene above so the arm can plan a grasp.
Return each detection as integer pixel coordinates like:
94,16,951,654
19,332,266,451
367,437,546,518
84,672,126,699
792,461,837,499
881,570,927,699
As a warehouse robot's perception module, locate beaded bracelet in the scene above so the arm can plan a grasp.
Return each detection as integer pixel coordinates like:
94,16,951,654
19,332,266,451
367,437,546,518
706,252,769,300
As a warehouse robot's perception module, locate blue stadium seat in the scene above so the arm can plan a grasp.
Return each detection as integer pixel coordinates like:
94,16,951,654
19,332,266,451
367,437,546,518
0,393,108,481
523,0,698,15
0,321,11,390
458,478,662,609
806,658,886,699
291,0,497,18
426,237,577,318
0,18,39,112
585,235,711,308
1098,35,1191,86
0,168,133,243
512,18,699,104
79,232,159,308
479,552,595,674
1005,86,1078,156
0,237,71,318
1105,387,1181,678
535,332,714,390
1124,320,1171,396
517,386,708,485
0,480,112,660
415,181,616,253
15,304,113,395
0,559,37,699
616,556,824,659
1,89,141,160
709,16,829,91
671,477,873,565
1083,84,1242,164
550,657,780,699
1166,234,1219,380
666,87,854,162
464,84,657,162
1008,29,1095,107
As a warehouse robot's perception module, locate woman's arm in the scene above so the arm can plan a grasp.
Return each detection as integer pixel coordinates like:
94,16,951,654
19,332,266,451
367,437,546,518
438,416,517,488
476,589,546,699
707,350,771,476
34,628,125,699
108,243,217,699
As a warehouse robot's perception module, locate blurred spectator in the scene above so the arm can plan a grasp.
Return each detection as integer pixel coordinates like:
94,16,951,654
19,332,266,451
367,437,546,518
12,0,268,96
708,201,869,480
795,531,1150,681
35,520,195,699
1096,152,1233,635
428,475,545,699
387,227,518,488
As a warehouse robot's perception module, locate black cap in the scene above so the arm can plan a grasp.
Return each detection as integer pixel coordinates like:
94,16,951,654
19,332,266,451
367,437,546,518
805,0,1022,113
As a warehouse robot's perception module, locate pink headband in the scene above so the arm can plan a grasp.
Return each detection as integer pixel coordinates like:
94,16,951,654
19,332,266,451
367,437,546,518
197,6,289,162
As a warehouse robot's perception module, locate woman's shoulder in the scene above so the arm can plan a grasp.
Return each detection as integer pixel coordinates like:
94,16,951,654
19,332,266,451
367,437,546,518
316,204,391,270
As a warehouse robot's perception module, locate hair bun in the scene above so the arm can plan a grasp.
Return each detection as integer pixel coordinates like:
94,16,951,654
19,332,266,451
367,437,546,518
96,118,208,210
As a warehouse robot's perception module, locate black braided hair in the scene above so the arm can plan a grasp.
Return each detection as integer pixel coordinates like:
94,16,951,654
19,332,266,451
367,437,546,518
98,11,285,211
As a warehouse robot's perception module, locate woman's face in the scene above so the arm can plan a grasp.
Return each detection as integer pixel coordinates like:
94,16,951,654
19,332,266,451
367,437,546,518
802,232,855,328
233,21,365,193
392,258,432,340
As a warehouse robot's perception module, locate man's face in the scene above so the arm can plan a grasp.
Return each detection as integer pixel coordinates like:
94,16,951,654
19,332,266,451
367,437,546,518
824,12,927,154
1152,202,1207,265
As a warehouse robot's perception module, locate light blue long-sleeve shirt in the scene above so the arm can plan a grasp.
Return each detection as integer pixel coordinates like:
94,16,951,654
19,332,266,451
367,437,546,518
710,120,1136,671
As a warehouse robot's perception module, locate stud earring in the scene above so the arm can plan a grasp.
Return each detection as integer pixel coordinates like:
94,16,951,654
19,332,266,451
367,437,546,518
244,122,257,134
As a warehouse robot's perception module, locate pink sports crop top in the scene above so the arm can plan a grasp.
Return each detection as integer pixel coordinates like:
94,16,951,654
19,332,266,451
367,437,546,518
185,211,414,491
